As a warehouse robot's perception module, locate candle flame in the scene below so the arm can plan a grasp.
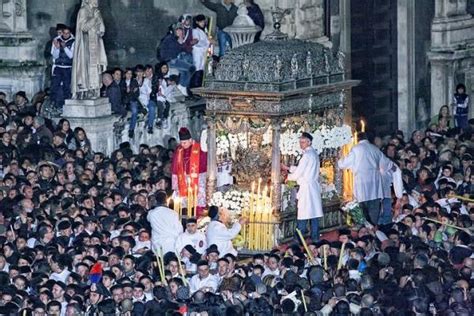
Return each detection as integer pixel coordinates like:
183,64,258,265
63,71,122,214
360,119,366,133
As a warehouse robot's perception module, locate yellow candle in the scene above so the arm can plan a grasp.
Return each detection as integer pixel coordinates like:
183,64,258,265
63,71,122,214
361,119,366,132
337,242,346,270
353,131,358,144
175,252,188,286
301,290,308,312
257,177,262,197
187,185,192,218
296,228,314,263
323,245,328,270
194,185,198,217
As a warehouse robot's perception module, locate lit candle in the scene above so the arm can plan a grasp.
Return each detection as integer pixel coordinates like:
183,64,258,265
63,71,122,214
337,242,346,270
323,245,328,270
257,177,262,197
361,119,366,133
187,184,192,218
296,228,314,263
194,185,198,217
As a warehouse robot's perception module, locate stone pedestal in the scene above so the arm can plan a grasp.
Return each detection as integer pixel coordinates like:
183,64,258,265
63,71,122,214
0,0,44,100
63,98,115,155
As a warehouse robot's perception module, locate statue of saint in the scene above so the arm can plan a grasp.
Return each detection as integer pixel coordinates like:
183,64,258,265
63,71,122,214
233,133,271,188
71,0,107,100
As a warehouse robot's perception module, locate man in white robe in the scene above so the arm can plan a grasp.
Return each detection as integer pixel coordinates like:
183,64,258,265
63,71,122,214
379,155,400,225
147,191,183,254
282,132,324,241
206,206,244,256
338,132,384,225
175,218,207,254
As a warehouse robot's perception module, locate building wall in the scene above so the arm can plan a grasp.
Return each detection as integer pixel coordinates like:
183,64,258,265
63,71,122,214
350,0,398,136
27,0,339,69
414,0,435,129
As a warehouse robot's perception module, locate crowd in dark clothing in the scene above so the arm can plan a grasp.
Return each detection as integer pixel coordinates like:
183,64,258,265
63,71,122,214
0,81,473,315
0,1,472,315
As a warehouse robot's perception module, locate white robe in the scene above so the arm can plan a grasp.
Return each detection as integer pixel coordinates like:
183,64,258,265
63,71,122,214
206,220,241,256
287,147,324,220
175,230,207,254
380,154,395,199
147,205,183,254
338,140,384,202
192,28,210,71
189,273,219,294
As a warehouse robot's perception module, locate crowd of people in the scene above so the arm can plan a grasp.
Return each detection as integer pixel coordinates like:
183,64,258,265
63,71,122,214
49,0,264,139
0,0,471,315
0,81,473,315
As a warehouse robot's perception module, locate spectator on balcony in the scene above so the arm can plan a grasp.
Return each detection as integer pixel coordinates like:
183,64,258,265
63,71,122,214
160,24,195,97
191,14,211,88
121,68,140,138
245,0,265,42
51,25,75,108
452,83,470,129
102,72,125,118
200,0,238,57
179,14,195,58
155,74,179,130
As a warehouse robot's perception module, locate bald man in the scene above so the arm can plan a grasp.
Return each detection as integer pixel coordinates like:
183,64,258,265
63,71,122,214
102,72,125,117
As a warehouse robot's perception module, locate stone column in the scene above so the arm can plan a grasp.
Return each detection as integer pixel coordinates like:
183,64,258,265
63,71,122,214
428,0,474,118
0,0,43,100
206,114,218,204
271,119,281,211
429,59,454,117
63,98,115,155
397,0,416,135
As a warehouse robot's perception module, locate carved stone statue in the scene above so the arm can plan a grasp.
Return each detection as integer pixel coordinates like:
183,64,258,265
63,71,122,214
71,0,107,100
233,133,271,188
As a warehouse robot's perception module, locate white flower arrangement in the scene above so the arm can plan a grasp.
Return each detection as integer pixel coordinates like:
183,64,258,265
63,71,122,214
209,190,251,215
280,124,353,156
262,128,272,146
216,125,352,161
216,134,230,156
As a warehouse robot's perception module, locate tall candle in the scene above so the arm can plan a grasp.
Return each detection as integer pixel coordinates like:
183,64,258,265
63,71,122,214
257,177,262,198
323,245,328,270
361,119,366,133
194,185,198,217
187,185,192,218
337,242,346,270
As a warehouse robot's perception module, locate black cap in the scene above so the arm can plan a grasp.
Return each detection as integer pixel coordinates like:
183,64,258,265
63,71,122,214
208,205,219,220
301,132,313,142
206,245,219,255
187,218,197,224
178,127,192,141
184,245,197,255
15,91,27,100
56,24,67,31
195,14,206,22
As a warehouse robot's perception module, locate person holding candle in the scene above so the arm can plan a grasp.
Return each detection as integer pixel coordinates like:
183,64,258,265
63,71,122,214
171,127,207,218
147,190,183,254
338,132,385,225
281,132,324,242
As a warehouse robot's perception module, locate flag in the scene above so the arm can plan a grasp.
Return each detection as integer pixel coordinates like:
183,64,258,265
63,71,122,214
89,262,103,284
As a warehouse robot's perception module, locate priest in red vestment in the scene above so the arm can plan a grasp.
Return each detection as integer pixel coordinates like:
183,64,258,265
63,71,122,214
171,127,207,217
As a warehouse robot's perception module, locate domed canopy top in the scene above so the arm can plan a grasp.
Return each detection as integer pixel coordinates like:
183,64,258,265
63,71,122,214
205,39,346,93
